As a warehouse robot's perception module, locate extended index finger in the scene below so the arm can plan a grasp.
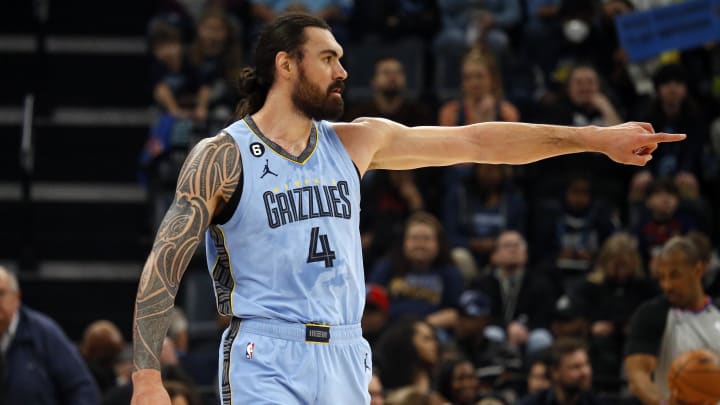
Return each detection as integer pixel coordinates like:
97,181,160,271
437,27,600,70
648,132,686,143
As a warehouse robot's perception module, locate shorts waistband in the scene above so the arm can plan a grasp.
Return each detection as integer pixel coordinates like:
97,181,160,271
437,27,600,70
233,318,363,344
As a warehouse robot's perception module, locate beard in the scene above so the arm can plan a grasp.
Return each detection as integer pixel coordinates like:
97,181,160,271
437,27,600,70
291,66,344,121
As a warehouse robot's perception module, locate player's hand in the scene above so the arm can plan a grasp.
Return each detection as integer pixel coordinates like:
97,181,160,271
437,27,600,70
596,122,685,166
131,369,171,405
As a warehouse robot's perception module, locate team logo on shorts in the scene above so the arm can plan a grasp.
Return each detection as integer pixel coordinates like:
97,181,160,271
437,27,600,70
246,342,255,359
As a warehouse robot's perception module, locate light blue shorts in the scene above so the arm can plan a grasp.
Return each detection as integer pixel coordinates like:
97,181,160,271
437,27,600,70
218,318,372,404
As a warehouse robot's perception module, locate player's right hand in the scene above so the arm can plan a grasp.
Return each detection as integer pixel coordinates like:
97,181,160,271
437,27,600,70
131,369,171,405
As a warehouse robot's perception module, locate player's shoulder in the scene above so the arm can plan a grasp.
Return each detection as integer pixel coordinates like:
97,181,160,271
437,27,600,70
332,116,405,134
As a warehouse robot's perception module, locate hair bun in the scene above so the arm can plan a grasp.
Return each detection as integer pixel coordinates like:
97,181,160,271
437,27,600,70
237,67,261,96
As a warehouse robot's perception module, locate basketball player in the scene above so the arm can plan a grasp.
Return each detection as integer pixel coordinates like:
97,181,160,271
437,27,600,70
131,13,685,405
625,236,720,405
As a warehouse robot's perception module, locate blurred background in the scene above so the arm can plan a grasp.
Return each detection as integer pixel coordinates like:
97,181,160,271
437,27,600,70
1,0,720,404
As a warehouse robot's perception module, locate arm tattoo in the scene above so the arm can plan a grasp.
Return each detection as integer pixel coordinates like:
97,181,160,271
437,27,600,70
133,133,240,371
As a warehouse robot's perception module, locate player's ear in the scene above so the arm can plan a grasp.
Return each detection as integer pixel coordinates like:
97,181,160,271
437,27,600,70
276,51,293,79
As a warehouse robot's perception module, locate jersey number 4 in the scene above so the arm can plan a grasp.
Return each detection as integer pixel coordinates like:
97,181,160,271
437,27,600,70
307,227,336,268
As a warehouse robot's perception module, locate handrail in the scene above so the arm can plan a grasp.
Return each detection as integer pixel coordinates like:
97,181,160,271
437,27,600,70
20,93,35,177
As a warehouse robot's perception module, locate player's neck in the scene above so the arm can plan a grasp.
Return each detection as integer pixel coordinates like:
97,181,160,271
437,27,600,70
252,93,314,152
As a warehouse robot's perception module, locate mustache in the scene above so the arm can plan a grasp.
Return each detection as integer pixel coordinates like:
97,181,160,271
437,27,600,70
327,80,345,94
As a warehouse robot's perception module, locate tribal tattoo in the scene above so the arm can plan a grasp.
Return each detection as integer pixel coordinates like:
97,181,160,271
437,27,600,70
133,133,240,371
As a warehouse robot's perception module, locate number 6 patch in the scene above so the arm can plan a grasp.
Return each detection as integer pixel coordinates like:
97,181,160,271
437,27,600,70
250,142,265,157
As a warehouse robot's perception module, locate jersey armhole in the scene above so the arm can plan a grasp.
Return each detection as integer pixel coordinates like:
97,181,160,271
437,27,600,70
212,138,244,226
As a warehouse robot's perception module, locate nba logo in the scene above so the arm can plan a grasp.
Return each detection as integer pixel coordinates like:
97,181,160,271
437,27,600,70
246,342,255,359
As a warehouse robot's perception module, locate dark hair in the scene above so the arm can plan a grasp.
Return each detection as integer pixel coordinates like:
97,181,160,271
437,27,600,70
548,338,587,370
233,13,331,119
375,317,434,390
653,63,688,88
435,357,473,401
390,211,453,277
149,22,181,48
686,230,712,264
189,8,242,81
646,177,679,198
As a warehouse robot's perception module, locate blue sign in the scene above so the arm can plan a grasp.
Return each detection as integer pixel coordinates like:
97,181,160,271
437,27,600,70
615,0,720,61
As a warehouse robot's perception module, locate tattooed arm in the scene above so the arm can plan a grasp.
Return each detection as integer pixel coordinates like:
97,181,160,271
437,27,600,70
131,133,240,405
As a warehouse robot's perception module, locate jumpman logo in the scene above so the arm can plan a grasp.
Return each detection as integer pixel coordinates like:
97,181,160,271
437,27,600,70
364,352,370,372
260,159,278,178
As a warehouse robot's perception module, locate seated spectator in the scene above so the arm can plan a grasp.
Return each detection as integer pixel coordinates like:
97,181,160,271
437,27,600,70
375,317,439,394
435,357,480,405
525,353,552,397
439,48,519,127
550,295,590,341
369,212,464,331
150,22,210,122
0,266,100,405
531,176,618,289
189,8,243,128
444,164,526,272
471,231,556,357
434,0,521,57
453,290,519,372
529,63,628,208
633,179,698,273
629,63,710,214
345,56,432,126
569,233,657,386
518,338,605,405
345,56,442,219
80,320,126,394
142,22,212,230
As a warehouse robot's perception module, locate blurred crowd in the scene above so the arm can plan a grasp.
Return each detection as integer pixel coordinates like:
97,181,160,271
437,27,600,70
7,0,720,404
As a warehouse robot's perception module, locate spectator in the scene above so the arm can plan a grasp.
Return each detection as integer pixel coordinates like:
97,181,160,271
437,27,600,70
142,22,211,231
530,63,628,208
189,8,243,127
369,212,464,331
80,320,126,394
518,338,605,405
531,176,619,288
375,318,439,393
435,357,480,405
345,56,433,126
526,354,551,396
434,0,521,57
150,22,210,122
0,266,100,405
454,290,518,373
625,236,720,405
439,48,519,127
344,56,442,222
633,179,697,273
569,232,657,384
444,164,526,272
471,230,556,357
629,63,710,207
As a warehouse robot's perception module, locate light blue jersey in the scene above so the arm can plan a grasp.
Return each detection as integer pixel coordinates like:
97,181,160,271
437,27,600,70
205,116,371,404
205,115,365,326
